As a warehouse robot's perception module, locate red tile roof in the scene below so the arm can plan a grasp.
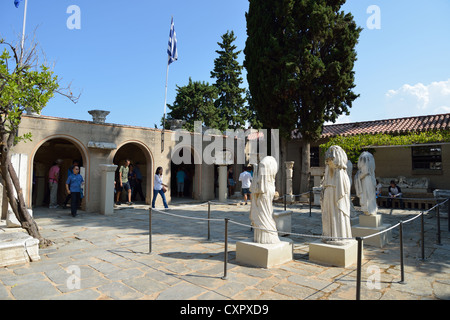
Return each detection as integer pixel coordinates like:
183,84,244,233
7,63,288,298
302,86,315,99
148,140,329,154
321,113,450,138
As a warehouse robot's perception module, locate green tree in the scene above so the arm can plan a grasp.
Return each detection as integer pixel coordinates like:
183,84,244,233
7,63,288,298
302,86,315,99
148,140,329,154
244,0,361,192
210,31,249,131
0,38,78,246
166,77,220,131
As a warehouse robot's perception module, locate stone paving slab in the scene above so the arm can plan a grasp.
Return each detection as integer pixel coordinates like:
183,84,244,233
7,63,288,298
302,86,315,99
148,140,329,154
0,201,449,302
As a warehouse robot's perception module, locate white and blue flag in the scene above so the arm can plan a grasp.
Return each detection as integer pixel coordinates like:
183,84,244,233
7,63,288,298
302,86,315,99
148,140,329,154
167,17,178,65
14,0,21,8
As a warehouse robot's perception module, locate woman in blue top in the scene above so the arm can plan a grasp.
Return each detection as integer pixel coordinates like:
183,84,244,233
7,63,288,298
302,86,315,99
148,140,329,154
65,166,84,217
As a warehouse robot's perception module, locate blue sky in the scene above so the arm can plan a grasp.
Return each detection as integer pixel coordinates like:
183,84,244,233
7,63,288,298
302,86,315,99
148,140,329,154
1,0,449,128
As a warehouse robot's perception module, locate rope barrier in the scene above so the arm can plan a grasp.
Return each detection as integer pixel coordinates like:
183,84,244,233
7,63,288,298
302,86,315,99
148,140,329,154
149,197,449,242
151,207,223,222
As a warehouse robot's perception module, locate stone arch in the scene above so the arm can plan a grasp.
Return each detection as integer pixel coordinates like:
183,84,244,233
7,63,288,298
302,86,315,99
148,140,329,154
29,135,89,208
111,140,154,204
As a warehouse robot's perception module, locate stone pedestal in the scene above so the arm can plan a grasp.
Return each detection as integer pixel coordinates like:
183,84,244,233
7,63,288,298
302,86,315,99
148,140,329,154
99,164,117,215
236,238,293,268
273,210,292,236
351,214,391,247
285,161,294,203
313,187,322,206
0,232,40,267
309,240,360,268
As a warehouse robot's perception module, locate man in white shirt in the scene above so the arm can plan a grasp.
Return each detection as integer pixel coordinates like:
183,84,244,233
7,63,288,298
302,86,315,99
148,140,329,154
239,166,253,205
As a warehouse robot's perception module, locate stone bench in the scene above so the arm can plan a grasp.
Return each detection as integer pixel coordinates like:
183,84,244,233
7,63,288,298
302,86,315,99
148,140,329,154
377,192,436,210
0,232,40,267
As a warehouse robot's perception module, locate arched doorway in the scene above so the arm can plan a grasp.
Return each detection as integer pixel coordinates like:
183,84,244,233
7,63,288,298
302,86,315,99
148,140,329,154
170,145,202,200
32,137,86,209
171,148,195,199
113,142,153,204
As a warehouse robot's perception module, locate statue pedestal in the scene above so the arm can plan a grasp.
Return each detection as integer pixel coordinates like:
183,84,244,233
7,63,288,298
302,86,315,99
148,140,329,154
309,240,360,268
273,210,292,236
236,238,293,268
351,214,392,247
0,232,40,267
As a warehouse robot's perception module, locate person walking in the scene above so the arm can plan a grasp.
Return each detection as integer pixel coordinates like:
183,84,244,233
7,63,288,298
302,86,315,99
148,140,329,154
116,159,133,205
239,166,253,205
63,160,79,209
65,165,84,217
152,166,169,209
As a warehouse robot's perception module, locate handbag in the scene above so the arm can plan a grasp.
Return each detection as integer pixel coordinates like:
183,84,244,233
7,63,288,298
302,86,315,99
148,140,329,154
162,186,167,193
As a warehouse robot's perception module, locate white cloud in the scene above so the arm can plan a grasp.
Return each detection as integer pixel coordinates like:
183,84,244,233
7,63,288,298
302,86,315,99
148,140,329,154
385,79,450,118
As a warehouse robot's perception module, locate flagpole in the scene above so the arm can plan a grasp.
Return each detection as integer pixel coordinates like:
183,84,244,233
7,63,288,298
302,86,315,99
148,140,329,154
162,59,169,153
163,57,170,130
20,0,28,64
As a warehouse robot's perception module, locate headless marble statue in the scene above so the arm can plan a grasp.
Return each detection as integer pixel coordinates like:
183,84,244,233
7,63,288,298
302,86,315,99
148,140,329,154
355,151,378,216
249,156,280,244
320,146,352,245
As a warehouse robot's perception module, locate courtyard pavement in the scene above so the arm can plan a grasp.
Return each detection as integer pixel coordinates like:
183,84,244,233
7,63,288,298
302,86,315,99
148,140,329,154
0,198,449,303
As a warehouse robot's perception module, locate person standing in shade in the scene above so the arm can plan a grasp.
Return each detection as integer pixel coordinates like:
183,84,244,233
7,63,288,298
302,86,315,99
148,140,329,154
132,162,145,201
152,166,169,208
65,166,84,217
48,159,63,209
176,167,186,197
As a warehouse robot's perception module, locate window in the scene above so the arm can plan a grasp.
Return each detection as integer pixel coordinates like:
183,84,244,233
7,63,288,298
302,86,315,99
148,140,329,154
310,147,320,167
412,145,442,171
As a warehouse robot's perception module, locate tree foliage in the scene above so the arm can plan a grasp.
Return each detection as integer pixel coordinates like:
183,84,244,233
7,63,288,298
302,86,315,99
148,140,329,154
211,31,251,131
0,37,77,246
166,77,219,131
244,0,361,141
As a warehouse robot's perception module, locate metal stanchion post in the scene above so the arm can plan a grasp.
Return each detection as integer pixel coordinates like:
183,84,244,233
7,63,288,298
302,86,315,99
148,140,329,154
309,190,312,217
208,201,211,241
222,218,229,280
149,207,152,254
448,198,450,232
399,221,405,284
436,201,441,245
421,212,425,260
356,237,363,300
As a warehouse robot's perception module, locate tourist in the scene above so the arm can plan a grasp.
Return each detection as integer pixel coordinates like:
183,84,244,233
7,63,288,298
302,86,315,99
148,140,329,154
227,166,235,196
239,166,252,205
116,159,133,205
375,179,382,198
387,180,403,209
132,162,145,201
48,159,63,209
176,167,186,197
128,164,137,200
152,166,169,208
63,160,79,209
65,165,84,217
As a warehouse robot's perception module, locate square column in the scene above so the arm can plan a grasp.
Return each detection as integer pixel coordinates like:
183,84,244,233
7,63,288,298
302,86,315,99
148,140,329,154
99,164,117,215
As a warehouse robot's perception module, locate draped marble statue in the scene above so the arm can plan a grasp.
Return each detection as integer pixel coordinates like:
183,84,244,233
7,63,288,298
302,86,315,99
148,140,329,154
320,146,352,245
354,151,378,216
249,156,280,244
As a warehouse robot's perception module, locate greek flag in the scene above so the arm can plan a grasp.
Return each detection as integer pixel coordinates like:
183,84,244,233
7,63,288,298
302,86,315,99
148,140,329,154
14,0,21,8
167,17,178,65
